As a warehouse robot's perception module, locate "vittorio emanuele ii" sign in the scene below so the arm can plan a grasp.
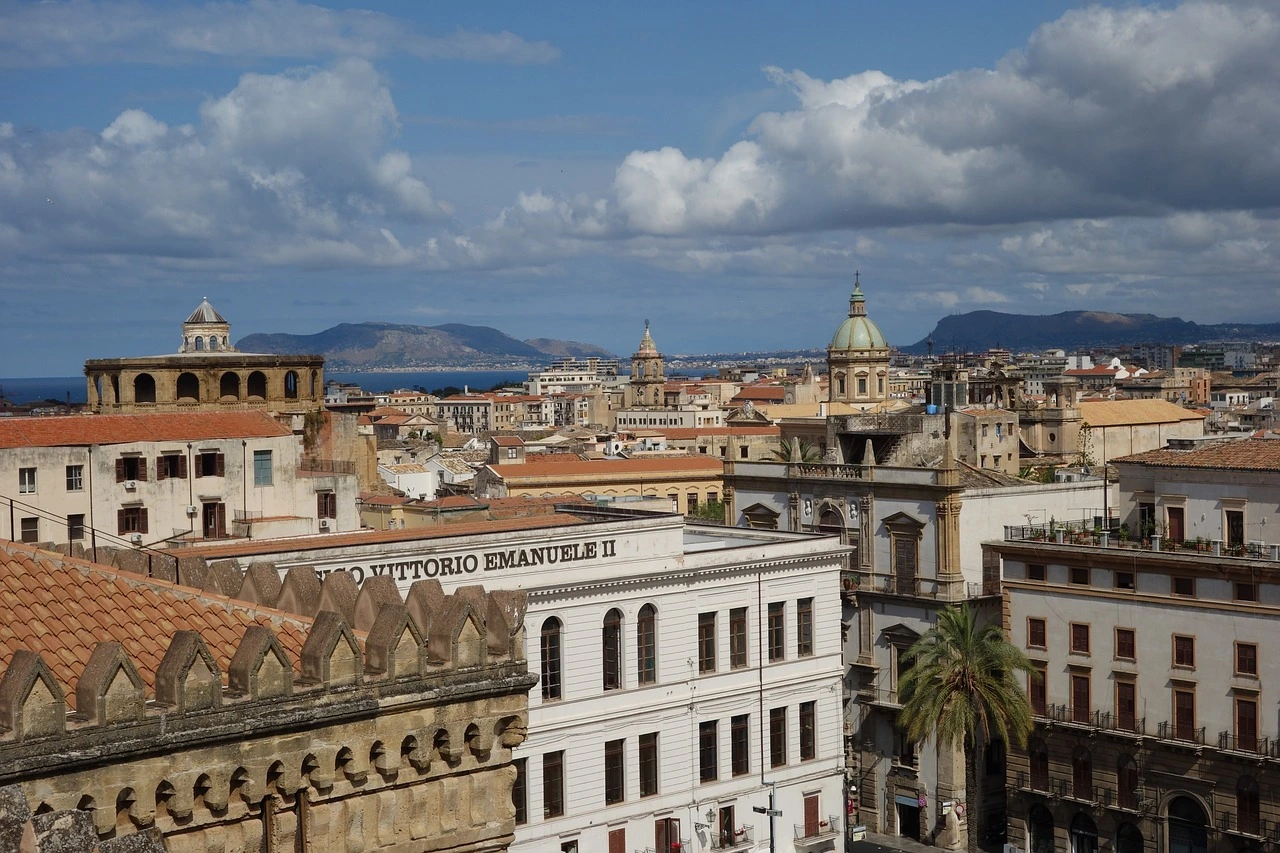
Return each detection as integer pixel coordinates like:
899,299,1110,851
310,538,620,584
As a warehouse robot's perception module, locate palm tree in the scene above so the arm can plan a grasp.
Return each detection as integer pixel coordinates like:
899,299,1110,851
898,604,1036,853
770,437,823,463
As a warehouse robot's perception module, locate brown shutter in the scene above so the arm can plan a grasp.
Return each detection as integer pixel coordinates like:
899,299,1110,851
156,456,166,481
115,458,125,482
136,458,147,482
194,454,203,478
804,795,819,837
216,503,226,538
178,454,188,479
608,829,625,853
117,508,126,534
139,508,148,535
215,453,225,477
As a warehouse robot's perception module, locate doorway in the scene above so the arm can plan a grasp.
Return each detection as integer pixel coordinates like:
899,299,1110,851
896,797,921,840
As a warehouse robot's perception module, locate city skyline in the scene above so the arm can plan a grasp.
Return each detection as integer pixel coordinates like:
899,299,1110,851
4,0,1280,375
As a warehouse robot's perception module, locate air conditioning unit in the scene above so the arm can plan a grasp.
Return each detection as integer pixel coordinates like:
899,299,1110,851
124,480,138,490
128,533,143,545
318,518,331,530
186,505,198,515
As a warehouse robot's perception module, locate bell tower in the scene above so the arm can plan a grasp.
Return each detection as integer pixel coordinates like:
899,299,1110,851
626,320,665,408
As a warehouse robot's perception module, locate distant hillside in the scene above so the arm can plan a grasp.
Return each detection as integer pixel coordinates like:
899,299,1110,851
905,311,1280,354
237,322,615,370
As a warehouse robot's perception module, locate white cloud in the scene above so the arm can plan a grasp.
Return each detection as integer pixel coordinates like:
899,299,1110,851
0,0,559,67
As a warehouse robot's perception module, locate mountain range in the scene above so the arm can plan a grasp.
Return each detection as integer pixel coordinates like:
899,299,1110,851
237,322,615,370
905,311,1280,354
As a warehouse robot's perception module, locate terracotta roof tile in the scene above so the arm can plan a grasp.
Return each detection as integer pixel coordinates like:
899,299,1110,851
1115,438,1280,471
0,411,291,449
1078,399,1207,427
0,539,318,711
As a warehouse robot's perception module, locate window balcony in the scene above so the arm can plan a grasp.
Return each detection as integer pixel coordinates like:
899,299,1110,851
794,816,840,843
1156,721,1206,746
1216,812,1265,839
709,827,754,850
1218,731,1270,756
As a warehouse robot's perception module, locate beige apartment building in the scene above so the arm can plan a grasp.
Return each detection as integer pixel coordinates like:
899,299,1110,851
990,437,1280,853
0,411,359,548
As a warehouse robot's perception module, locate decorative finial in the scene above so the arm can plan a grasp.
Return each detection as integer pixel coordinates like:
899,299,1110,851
645,318,649,330
854,270,860,286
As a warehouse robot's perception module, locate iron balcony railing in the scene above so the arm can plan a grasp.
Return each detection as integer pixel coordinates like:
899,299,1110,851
1219,731,1270,755
1157,721,1206,745
794,816,840,841
1217,811,1264,838
709,827,754,850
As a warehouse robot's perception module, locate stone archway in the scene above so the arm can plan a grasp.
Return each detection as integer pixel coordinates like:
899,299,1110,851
247,371,267,400
284,370,299,400
1027,804,1053,853
1167,795,1208,853
176,372,200,402
134,373,157,404
219,372,240,400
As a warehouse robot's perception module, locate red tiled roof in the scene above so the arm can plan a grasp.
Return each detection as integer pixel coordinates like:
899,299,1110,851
1114,439,1280,471
0,411,291,449
0,540,312,710
491,436,524,446
731,387,786,401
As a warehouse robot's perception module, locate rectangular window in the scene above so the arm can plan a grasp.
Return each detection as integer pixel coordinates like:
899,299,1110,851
1236,642,1258,676
698,612,717,674
1070,623,1090,655
512,758,527,824
1174,635,1195,669
1027,563,1046,582
687,493,698,513
604,739,625,805
799,700,816,761
196,452,224,478
1071,673,1091,724
543,751,564,819
1172,576,1195,598
730,715,749,777
67,514,85,542
1115,628,1136,661
252,449,273,486
1030,666,1047,716
18,467,35,494
1237,696,1258,752
637,610,656,685
65,464,83,491
699,721,718,783
1234,581,1259,602
729,607,748,669
1226,509,1245,548
117,506,148,535
797,597,814,657
1027,617,1047,649
1116,680,1137,732
639,733,658,797
317,491,337,519
769,707,787,767
739,446,748,459
156,453,186,480
1115,571,1135,591
19,517,38,544
768,602,785,662
540,624,562,701
1174,688,1196,741
1070,566,1090,585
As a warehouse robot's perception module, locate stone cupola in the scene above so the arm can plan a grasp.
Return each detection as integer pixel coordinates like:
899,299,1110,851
180,298,235,354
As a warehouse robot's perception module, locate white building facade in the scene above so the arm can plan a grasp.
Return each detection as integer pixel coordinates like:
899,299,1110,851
198,508,851,853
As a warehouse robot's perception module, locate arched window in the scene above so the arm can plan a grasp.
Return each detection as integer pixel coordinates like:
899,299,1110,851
1168,796,1208,853
1028,805,1054,853
1117,755,1139,811
208,336,218,351
284,371,299,399
1028,738,1049,791
194,337,204,351
1072,746,1092,800
1115,823,1143,853
602,609,623,691
1070,812,1098,853
247,371,267,399
836,373,846,396
176,372,200,402
540,618,562,701
133,373,156,404
637,604,656,685
219,372,240,400
1238,776,1260,835
310,370,318,397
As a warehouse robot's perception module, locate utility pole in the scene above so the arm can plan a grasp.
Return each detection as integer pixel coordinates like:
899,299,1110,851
753,781,780,853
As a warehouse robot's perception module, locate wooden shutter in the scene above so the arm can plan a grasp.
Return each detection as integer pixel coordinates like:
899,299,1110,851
117,508,126,534
215,453,225,477
137,457,148,482
804,794,819,836
1117,682,1136,731
139,508,148,534
608,829,625,853
177,454,188,479
115,458,125,482
216,503,227,538
156,456,167,481
894,535,917,592
194,454,203,478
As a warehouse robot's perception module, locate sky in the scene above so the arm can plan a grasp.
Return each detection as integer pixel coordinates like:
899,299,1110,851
3,0,1280,375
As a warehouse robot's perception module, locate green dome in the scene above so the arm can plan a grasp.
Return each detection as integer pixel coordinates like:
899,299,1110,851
829,280,888,349
830,315,888,350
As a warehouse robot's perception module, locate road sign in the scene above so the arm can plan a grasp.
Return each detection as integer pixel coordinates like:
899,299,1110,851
753,806,782,817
